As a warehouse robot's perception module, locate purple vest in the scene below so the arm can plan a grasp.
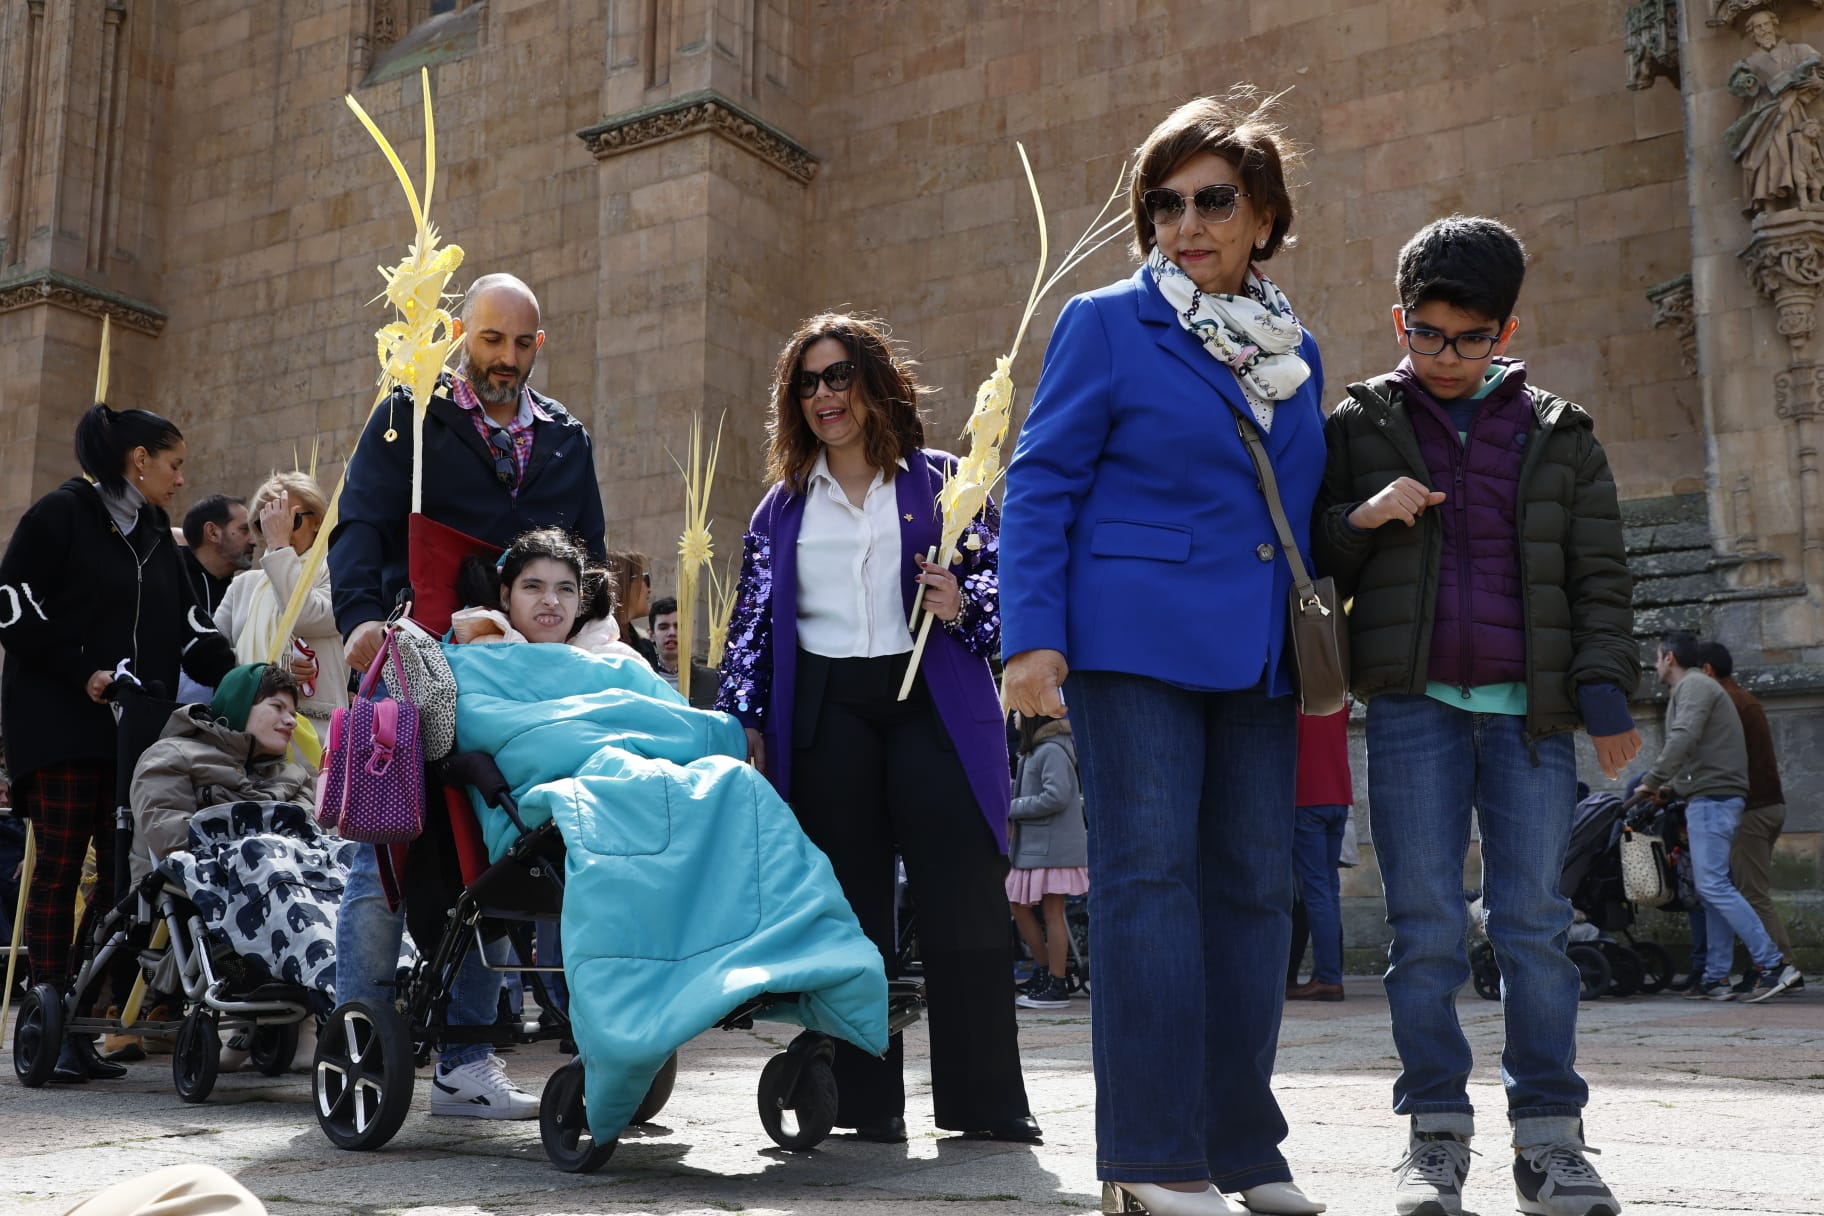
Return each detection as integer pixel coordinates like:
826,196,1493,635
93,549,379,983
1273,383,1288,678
1398,365,1534,690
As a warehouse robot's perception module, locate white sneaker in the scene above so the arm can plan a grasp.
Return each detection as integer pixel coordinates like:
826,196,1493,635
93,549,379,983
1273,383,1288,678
429,1053,540,1120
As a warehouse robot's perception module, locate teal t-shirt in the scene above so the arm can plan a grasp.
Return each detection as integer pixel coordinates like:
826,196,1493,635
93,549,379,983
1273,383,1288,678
1425,364,1526,716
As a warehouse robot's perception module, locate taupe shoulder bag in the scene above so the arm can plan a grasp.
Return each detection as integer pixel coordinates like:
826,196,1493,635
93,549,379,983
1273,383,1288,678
1234,413,1350,716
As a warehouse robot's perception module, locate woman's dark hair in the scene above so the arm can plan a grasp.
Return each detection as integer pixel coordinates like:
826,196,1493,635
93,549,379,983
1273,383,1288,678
457,527,588,613
75,403,184,494
1129,86,1300,263
1018,713,1061,755
576,566,615,628
603,550,647,636
766,312,928,494
1395,215,1528,322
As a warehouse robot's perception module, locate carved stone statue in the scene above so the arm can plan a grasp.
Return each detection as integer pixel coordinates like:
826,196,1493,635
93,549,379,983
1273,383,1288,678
1726,10,1824,215
1625,0,1681,91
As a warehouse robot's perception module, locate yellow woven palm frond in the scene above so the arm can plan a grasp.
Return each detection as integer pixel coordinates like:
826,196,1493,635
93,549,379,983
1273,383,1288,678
704,555,738,670
899,146,1130,700
94,316,111,405
671,413,725,699
346,69,465,515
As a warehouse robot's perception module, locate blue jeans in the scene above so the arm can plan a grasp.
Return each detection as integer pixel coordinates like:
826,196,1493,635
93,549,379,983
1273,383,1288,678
1366,695,1585,1139
336,843,500,1069
1067,671,1296,1191
1686,796,1782,981
1293,804,1348,985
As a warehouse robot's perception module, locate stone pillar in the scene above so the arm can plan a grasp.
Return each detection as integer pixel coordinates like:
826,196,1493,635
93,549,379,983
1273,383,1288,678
580,0,814,604
0,0,171,535
1679,0,1824,659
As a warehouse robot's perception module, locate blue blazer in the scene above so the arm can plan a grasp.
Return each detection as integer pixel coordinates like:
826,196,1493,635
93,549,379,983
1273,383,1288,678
1000,266,1327,696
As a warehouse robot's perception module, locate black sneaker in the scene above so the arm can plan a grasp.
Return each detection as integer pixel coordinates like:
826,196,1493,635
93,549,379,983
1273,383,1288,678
1682,980,1734,1001
1745,962,1801,1004
1730,970,1758,995
1513,1139,1619,1216
1015,974,1071,1009
1014,970,1047,998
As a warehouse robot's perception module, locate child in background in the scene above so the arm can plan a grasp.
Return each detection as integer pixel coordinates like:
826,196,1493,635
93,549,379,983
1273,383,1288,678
1005,713,1088,1011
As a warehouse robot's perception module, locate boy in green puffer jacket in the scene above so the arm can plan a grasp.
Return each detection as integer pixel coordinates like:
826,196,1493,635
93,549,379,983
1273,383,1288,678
1313,216,1639,1216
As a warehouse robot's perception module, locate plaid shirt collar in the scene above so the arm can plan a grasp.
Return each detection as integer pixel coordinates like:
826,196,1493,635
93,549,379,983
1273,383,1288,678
449,374,551,494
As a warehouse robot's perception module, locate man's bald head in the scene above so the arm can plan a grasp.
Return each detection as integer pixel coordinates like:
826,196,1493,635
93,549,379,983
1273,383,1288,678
453,272,545,412
461,273,541,325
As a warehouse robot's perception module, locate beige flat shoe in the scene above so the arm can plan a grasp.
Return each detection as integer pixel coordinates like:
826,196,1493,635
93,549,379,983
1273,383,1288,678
1236,1180,1325,1215
1102,1181,1248,1216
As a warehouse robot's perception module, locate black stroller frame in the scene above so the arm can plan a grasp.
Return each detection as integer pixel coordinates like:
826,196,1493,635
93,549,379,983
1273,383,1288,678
312,749,926,1173
12,677,316,1100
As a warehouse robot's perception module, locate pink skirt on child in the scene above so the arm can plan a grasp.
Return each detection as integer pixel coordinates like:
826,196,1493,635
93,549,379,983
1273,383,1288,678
1005,866,1090,904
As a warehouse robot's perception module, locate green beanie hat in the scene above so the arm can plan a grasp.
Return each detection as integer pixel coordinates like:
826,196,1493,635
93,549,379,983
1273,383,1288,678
209,663,270,732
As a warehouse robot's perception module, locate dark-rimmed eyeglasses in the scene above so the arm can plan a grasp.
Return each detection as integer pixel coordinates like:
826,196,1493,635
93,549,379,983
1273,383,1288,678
1403,327,1499,361
1142,185,1250,227
487,427,518,489
794,360,855,398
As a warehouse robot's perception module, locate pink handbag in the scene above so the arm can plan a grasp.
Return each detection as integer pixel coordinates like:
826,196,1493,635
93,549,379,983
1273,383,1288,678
317,627,424,844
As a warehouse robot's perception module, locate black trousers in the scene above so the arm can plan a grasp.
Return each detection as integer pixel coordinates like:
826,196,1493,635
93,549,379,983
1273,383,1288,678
791,651,1031,1130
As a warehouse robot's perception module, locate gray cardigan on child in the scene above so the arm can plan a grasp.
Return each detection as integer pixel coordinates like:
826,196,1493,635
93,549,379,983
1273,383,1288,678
1008,721,1088,870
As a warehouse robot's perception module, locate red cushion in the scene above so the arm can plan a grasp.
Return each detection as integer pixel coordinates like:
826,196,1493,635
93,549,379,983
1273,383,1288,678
407,514,503,636
445,786,489,887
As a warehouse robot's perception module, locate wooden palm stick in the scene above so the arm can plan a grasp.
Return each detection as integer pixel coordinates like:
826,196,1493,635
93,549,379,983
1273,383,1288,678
1,821,36,1049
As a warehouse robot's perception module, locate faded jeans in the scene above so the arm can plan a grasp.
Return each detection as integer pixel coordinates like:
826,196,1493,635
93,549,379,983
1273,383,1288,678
1686,796,1783,982
335,842,499,1069
1366,694,1585,1142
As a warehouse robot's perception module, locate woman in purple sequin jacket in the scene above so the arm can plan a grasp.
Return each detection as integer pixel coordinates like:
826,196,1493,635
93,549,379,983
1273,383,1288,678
716,312,1036,1144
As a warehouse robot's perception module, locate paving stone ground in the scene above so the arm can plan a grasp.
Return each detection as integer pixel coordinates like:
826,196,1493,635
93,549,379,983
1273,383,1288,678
3,978,1820,1216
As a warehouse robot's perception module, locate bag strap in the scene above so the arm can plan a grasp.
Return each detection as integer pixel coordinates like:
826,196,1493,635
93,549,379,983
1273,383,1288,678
1233,413,1320,604
355,626,396,701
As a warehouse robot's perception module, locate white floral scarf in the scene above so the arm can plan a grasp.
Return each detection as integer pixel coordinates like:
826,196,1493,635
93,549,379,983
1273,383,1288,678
1147,246,1310,430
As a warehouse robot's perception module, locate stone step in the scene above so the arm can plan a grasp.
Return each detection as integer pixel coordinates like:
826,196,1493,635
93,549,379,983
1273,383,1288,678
1633,602,1711,637
1634,572,1725,606
1623,520,1712,553
1629,549,1715,578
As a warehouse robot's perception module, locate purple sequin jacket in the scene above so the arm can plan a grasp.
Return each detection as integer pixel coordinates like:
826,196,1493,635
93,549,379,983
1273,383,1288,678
716,448,1013,852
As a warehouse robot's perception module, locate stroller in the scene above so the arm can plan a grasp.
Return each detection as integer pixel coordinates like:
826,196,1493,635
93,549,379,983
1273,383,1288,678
313,746,925,1172
1468,791,1676,1002
11,677,318,1100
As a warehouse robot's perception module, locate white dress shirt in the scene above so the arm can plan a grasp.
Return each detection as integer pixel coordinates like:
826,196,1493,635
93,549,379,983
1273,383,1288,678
796,453,914,658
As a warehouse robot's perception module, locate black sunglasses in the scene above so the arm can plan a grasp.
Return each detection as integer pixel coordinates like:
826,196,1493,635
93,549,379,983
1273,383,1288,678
794,360,856,399
1142,184,1250,227
487,427,518,489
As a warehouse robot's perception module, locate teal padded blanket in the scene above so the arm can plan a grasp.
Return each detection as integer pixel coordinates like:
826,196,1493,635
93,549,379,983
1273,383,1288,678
445,642,888,1141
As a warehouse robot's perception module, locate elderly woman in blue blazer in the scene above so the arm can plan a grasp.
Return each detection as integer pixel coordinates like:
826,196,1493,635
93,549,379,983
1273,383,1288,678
1002,92,1328,1216
718,312,1036,1145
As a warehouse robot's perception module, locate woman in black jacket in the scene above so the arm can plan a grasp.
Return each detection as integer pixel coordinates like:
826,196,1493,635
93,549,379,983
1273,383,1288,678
0,402,235,1079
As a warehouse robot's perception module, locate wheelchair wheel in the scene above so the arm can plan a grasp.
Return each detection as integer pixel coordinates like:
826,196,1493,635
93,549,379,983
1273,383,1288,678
1632,941,1673,994
631,1052,679,1124
1568,944,1611,1002
13,982,64,1087
173,1006,220,1103
250,1021,300,1077
1469,941,1502,1001
315,1000,414,1151
1601,942,1644,998
539,1059,617,1173
757,1048,839,1150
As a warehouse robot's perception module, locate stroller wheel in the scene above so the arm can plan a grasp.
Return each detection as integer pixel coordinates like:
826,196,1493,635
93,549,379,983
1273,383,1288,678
315,1000,413,1151
250,1021,301,1077
539,1059,617,1173
173,1007,221,1104
757,1046,839,1150
1632,941,1673,994
1601,942,1644,998
1567,944,1611,1002
631,1052,679,1124
1469,942,1502,1001
13,982,64,1088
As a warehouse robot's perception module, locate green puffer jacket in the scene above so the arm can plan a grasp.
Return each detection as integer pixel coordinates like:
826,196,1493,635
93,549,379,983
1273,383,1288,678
1312,374,1639,739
